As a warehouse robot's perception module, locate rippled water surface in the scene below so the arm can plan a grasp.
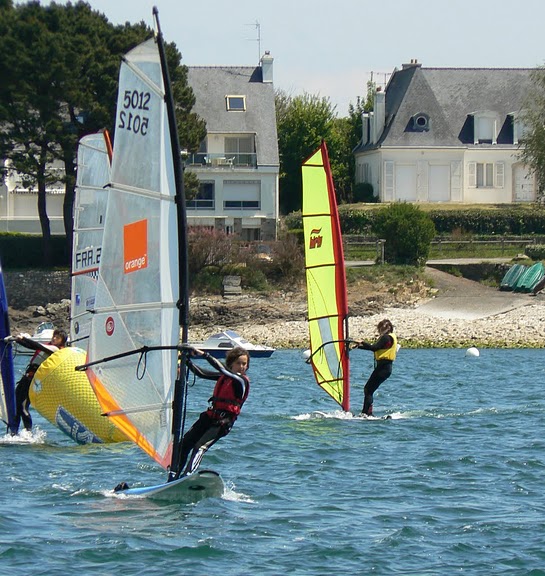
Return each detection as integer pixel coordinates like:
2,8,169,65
2,348,545,575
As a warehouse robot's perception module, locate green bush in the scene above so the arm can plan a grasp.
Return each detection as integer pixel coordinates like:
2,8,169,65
353,182,376,203
338,208,376,234
524,244,545,260
372,203,436,266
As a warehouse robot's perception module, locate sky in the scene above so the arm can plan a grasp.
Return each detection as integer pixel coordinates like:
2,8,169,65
19,0,545,117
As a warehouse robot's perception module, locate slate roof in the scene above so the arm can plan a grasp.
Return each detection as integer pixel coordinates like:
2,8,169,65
188,66,279,166
356,65,535,151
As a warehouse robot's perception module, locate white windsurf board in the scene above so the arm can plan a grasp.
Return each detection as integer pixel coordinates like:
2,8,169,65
115,469,224,503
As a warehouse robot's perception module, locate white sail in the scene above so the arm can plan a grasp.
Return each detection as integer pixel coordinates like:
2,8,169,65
86,37,180,468
71,132,111,349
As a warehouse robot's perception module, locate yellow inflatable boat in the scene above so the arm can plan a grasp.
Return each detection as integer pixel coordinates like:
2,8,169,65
30,347,128,444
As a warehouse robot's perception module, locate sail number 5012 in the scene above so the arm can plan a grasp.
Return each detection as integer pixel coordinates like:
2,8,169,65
118,90,151,136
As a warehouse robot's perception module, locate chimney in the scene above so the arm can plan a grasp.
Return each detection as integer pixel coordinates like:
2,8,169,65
261,51,273,83
361,113,370,146
372,90,386,144
402,58,422,70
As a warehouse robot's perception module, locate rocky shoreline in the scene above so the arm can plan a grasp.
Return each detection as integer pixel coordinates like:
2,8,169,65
7,268,545,349
187,294,545,349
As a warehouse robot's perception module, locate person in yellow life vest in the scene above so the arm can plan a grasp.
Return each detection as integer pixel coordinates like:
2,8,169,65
176,346,250,477
352,319,397,417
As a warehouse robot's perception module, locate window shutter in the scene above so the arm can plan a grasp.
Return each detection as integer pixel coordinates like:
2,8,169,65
495,162,505,188
384,161,394,201
451,161,462,201
468,162,477,188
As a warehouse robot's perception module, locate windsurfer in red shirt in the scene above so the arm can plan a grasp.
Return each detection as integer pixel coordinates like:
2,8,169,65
175,346,250,477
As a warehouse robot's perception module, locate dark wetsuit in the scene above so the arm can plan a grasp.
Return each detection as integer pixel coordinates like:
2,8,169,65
13,337,60,434
176,353,249,477
358,333,396,416
14,362,38,432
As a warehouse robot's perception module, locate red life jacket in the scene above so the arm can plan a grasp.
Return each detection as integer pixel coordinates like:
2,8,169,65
208,374,249,416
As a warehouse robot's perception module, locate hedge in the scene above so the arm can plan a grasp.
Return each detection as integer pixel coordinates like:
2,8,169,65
285,206,545,236
0,233,69,269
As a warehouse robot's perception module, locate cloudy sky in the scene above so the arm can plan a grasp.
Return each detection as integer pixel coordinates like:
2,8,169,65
24,0,545,116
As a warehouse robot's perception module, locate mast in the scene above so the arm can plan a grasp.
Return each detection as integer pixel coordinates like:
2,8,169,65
152,7,189,480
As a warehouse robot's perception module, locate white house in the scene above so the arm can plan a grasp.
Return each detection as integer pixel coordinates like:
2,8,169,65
186,52,279,241
354,61,536,204
0,158,66,234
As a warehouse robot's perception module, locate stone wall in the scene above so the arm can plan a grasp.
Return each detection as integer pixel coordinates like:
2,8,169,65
4,269,70,309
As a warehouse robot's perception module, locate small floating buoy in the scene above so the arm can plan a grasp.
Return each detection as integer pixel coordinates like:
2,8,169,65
465,347,480,358
302,349,311,360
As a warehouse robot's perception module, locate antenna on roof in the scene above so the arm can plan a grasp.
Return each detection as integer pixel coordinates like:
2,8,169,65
245,20,261,64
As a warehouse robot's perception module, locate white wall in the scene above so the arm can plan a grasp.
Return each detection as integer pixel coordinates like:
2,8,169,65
356,147,530,204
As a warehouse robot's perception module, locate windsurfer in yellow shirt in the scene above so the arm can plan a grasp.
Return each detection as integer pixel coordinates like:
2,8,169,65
352,319,397,417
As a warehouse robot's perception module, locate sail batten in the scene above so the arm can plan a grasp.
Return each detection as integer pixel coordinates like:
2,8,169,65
302,142,350,412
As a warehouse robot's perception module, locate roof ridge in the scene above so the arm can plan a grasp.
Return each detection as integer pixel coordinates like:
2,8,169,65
422,66,535,71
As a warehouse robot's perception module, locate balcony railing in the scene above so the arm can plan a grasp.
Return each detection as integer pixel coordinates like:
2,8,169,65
184,152,257,168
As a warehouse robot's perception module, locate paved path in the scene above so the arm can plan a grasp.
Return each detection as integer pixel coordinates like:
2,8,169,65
345,257,537,320
416,266,533,320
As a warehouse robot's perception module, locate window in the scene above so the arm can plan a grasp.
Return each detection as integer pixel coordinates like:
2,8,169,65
472,111,499,144
411,113,430,132
468,162,504,188
241,228,261,241
226,95,246,111
477,163,494,187
225,135,255,166
356,162,371,183
223,180,260,210
187,181,215,210
512,114,529,145
224,200,260,209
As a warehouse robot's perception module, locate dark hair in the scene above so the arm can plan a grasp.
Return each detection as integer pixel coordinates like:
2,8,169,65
377,319,393,334
226,346,250,369
53,328,68,346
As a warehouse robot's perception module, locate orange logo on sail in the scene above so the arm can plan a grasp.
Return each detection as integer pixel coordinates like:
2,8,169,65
309,228,323,249
124,219,148,274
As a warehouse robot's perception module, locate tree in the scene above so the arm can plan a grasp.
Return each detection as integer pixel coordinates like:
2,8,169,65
519,66,545,201
372,203,436,266
276,90,338,214
0,1,206,263
0,2,66,263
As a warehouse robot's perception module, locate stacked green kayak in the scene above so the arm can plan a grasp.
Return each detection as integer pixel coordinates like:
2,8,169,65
513,262,545,293
499,264,527,291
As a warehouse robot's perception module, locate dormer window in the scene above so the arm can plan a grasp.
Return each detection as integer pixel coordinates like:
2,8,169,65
226,95,246,111
472,110,500,144
412,112,430,132
511,112,528,145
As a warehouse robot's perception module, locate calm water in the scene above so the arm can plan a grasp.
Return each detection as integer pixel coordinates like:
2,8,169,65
1,348,545,575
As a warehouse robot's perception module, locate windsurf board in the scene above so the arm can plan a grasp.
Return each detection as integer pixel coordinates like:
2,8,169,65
115,469,224,503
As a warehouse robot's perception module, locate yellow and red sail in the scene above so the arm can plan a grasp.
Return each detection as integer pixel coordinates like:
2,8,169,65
302,141,350,411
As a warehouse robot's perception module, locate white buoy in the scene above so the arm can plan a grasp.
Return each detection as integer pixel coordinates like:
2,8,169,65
465,347,480,358
302,349,311,360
